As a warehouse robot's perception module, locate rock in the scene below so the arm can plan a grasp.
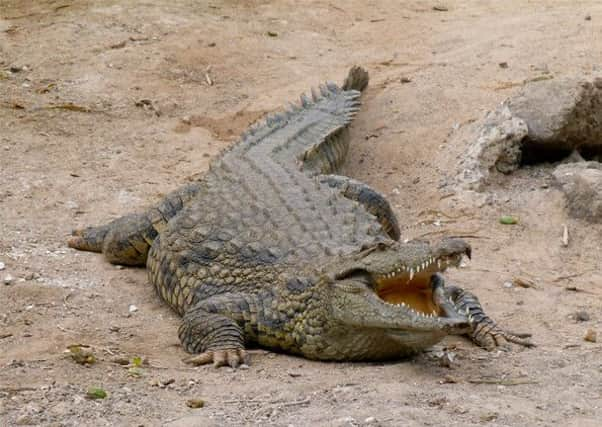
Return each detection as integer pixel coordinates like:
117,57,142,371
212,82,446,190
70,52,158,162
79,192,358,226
584,329,597,342
553,162,602,222
333,416,357,427
15,415,34,425
499,62,509,68
480,412,498,422
503,281,513,288
3,274,14,285
128,304,138,313
65,200,79,210
452,76,602,190
585,14,592,21
364,416,378,424
574,311,590,322
0,261,5,270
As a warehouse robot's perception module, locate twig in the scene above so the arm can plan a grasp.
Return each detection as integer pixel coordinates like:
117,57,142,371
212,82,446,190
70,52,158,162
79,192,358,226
468,378,538,386
205,65,214,86
273,398,311,407
0,386,38,394
0,333,13,339
56,325,76,334
512,277,537,289
561,224,569,247
416,229,485,239
553,271,594,282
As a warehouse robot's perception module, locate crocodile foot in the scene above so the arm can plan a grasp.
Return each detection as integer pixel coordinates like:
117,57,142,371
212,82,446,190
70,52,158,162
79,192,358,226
183,348,249,368
446,284,535,350
471,326,534,351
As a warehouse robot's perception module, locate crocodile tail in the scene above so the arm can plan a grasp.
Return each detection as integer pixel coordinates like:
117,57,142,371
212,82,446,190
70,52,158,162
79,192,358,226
68,224,110,253
342,66,369,92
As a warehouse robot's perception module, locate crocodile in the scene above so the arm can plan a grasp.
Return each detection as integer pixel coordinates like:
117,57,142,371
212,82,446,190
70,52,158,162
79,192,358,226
68,66,532,367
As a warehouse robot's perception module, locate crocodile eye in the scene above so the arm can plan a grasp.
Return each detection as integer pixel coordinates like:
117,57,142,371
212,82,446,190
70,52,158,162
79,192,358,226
335,268,372,285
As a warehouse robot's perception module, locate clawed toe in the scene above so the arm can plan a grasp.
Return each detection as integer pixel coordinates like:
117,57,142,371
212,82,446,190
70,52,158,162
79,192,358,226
184,349,249,368
475,327,535,350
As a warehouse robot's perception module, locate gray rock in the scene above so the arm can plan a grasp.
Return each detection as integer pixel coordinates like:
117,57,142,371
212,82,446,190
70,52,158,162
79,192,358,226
553,162,602,222
453,76,602,190
574,311,591,322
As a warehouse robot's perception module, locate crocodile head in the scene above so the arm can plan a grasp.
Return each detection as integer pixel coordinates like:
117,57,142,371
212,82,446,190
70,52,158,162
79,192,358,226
322,238,472,353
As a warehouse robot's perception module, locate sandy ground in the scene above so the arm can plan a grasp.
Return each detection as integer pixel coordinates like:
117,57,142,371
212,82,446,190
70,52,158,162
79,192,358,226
1,1,601,426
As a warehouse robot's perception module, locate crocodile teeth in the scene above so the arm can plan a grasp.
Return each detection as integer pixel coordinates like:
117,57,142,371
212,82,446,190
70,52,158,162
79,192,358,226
409,269,414,281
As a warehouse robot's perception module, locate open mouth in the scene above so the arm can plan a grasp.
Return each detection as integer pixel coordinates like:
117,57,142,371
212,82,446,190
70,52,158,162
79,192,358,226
372,253,465,317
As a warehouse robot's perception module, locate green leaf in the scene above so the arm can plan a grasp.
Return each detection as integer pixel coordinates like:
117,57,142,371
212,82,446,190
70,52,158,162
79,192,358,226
499,215,518,225
86,387,107,399
132,356,143,367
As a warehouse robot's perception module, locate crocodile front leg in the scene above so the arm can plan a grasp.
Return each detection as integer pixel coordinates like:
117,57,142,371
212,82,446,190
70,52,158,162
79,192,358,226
179,292,260,368
445,284,535,349
319,174,401,240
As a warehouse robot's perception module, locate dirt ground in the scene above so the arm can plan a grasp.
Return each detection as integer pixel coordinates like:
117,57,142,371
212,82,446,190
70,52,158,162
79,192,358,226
1,1,601,426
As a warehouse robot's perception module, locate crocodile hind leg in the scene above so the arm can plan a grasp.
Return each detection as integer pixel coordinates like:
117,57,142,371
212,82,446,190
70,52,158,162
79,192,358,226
179,295,254,368
445,284,534,349
319,175,401,240
68,183,201,266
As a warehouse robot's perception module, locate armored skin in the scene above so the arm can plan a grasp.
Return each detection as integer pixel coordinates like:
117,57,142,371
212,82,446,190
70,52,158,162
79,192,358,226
69,67,532,367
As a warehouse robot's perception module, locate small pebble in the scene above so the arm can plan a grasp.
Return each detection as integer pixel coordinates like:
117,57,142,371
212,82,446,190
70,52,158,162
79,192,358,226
3,274,14,285
65,200,79,210
499,62,508,68
186,398,205,408
364,416,377,424
238,364,249,370
575,311,590,322
128,304,138,313
0,261,5,270
584,329,597,343
503,281,513,288
400,77,412,83
585,14,591,21
15,415,33,425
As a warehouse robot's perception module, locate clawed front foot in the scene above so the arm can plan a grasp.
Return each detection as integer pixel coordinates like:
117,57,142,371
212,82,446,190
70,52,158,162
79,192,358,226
184,348,249,368
471,324,534,351
179,300,251,369
446,285,535,350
